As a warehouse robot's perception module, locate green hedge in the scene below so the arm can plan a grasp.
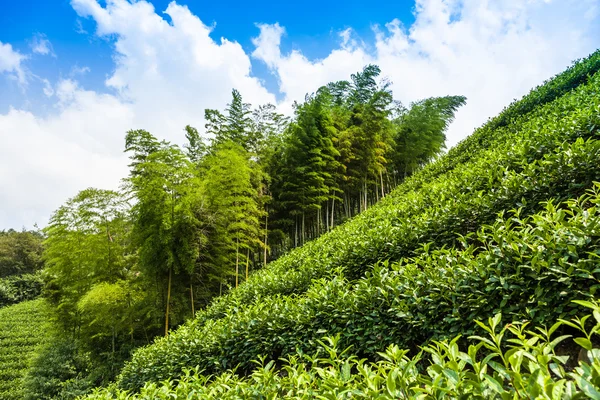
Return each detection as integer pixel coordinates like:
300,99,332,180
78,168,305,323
0,299,55,400
91,302,600,399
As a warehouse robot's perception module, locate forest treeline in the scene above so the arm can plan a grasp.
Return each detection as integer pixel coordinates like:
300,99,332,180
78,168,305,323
3,65,464,386
0,229,44,308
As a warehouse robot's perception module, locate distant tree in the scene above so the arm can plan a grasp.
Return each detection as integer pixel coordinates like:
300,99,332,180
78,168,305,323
0,229,44,278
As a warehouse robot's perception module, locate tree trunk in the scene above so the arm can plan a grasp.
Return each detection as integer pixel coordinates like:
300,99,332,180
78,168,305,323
165,267,172,337
264,213,268,268
294,217,298,248
111,324,116,374
317,207,320,236
235,236,239,288
302,211,305,246
325,200,329,231
331,197,335,229
190,282,195,317
245,247,250,281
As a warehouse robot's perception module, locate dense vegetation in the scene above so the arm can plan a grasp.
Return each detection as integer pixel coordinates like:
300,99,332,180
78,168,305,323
31,64,468,385
0,229,44,308
0,299,54,400
106,50,600,392
1,49,599,398
88,300,600,399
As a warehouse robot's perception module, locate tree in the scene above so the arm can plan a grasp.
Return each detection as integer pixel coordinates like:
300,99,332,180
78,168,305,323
184,125,207,164
126,132,203,336
391,95,467,178
206,89,254,151
271,93,340,245
44,188,130,332
0,229,44,278
202,141,263,289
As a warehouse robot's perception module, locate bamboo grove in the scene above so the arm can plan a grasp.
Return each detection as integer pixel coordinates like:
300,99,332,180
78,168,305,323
39,65,465,379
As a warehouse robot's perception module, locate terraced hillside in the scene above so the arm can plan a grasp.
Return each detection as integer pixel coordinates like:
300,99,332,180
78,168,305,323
89,50,600,397
0,299,55,400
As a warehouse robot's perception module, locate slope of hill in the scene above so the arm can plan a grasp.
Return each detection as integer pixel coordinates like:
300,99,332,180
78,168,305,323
0,299,54,400
111,50,600,392
72,50,600,398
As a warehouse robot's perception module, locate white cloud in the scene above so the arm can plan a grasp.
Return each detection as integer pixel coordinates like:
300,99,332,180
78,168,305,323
1,0,276,228
0,0,599,229
30,33,55,56
41,78,54,97
253,0,600,147
70,0,276,142
0,81,133,229
0,41,26,84
70,65,91,76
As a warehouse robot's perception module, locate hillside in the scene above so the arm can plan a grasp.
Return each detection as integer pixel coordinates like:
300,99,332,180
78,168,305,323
102,50,600,393
0,299,54,400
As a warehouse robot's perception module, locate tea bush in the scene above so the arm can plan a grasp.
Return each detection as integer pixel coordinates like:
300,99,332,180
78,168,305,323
117,181,600,389
88,300,600,399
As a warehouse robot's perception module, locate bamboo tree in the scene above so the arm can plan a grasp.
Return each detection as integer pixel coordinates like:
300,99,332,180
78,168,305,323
126,131,202,336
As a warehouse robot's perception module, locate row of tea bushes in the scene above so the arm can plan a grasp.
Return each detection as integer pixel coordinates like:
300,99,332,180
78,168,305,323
0,299,54,399
193,59,600,331
117,178,600,390
90,301,600,399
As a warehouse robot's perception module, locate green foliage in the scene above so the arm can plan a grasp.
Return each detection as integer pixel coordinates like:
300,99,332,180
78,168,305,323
115,51,600,390
183,125,207,164
44,188,131,327
0,272,44,307
126,132,206,335
0,229,44,278
202,141,264,288
88,301,600,399
22,338,93,400
0,299,55,400
392,95,467,177
116,184,600,389
205,89,255,152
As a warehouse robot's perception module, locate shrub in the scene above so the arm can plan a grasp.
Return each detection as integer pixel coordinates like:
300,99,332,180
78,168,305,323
88,300,600,399
22,339,93,400
0,272,44,308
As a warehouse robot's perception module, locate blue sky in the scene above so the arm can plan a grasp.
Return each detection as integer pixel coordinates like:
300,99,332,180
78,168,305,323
1,0,599,229
0,0,415,113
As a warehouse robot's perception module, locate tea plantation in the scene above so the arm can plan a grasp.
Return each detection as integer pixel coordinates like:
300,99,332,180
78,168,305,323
63,49,600,397
88,49,600,395
0,299,54,400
